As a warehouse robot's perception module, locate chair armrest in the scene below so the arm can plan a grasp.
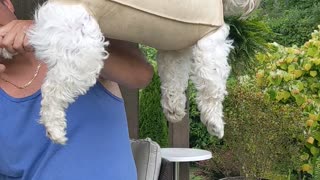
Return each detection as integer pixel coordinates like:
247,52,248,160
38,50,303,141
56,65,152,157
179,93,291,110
158,158,172,180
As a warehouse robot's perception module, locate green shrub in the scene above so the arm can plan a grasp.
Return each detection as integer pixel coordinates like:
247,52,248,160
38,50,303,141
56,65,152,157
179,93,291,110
257,0,320,47
197,83,304,179
268,7,320,47
139,45,157,62
139,46,168,147
225,17,272,75
255,26,320,176
139,67,169,147
195,146,242,180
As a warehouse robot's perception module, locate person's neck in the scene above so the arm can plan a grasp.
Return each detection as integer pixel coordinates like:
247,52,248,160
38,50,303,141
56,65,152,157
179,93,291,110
1,52,39,75
0,52,45,97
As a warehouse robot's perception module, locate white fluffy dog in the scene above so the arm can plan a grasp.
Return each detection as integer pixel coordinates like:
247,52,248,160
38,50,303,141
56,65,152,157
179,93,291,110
1,0,259,144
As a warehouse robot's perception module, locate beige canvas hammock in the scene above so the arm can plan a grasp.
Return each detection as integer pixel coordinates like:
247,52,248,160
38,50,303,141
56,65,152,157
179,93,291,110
53,0,224,50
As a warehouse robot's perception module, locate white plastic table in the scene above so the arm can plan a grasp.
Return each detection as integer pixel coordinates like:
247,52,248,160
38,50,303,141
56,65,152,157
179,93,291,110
161,148,212,180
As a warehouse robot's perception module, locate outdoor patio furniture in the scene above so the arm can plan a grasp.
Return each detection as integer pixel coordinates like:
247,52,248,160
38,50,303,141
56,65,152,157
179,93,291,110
161,148,212,180
131,138,171,180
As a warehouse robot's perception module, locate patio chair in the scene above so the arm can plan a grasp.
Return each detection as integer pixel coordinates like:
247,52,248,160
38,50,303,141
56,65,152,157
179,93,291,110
131,138,171,180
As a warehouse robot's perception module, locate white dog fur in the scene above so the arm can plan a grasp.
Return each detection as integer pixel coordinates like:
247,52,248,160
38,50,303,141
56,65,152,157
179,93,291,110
0,48,14,59
1,0,259,144
28,3,108,144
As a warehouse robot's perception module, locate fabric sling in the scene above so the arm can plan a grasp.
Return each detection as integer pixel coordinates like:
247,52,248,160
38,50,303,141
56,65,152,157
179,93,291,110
53,0,224,50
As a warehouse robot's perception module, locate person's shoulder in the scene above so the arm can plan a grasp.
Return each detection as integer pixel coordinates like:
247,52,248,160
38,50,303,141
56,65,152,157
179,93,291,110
98,77,123,99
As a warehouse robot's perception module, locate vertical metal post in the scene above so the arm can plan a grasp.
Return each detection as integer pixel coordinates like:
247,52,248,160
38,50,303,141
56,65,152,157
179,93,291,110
174,162,180,180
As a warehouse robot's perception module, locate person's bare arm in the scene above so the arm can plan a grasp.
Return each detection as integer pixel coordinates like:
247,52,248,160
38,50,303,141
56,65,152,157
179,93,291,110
100,39,154,89
0,20,154,89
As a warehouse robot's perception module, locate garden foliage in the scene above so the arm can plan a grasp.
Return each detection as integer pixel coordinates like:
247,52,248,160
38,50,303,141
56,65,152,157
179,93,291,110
257,0,320,46
225,17,272,75
196,81,304,179
139,46,168,147
256,26,320,176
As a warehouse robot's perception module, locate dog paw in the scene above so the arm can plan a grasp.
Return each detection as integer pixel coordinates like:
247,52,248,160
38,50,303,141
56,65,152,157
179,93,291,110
203,115,225,139
163,108,186,123
161,92,187,123
46,128,68,145
40,115,68,145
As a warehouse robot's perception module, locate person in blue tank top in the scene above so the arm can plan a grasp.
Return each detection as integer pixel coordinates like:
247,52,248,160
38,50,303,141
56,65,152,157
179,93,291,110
0,0,154,179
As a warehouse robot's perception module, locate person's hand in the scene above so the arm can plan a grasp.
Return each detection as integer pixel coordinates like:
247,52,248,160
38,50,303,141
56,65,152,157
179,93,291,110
0,20,34,54
0,48,12,74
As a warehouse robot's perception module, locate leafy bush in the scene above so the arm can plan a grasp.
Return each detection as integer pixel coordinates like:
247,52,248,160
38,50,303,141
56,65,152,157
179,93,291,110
195,146,242,180
139,45,157,62
257,0,320,46
139,46,168,147
197,82,304,179
225,17,273,75
255,26,320,177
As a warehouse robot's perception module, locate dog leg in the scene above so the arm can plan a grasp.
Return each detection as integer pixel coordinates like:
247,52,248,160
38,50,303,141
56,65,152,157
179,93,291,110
190,24,233,138
28,2,107,144
157,48,192,123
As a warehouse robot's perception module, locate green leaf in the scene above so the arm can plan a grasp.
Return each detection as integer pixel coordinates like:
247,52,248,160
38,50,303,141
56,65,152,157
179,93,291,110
304,63,312,71
310,83,320,92
276,91,291,102
300,153,310,161
293,94,305,106
313,132,320,142
268,90,277,100
311,147,320,156
273,75,282,85
310,71,318,77
280,63,288,70
307,46,318,57
297,81,305,91
313,58,320,65
293,70,303,78
283,73,293,82
288,64,296,72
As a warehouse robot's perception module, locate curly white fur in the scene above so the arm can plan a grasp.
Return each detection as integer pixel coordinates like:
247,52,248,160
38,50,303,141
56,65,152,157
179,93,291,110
190,24,232,138
157,48,192,123
157,25,232,138
0,48,14,59
27,2,108,144
23,0,258,144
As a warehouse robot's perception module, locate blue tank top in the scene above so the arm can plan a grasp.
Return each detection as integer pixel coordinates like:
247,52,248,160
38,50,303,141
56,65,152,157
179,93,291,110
0,82,137,180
